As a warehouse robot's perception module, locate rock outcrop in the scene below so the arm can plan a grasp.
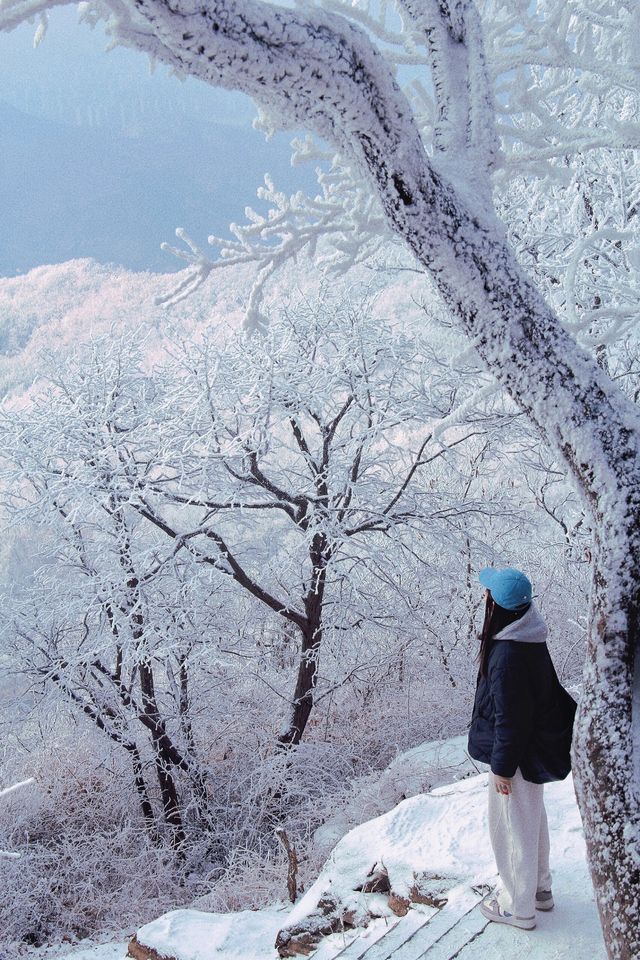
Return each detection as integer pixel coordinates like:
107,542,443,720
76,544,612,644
274,868,461,957
128,936,174,960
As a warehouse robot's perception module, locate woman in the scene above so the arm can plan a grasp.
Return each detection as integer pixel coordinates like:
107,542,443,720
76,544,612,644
467,567,577,930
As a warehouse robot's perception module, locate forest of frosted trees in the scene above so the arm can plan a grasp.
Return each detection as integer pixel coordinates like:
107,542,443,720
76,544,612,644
0,1,639,959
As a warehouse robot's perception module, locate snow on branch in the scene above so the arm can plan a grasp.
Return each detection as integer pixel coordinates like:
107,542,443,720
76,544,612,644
156,164,390,329
0,0,64,33
563,227,639,343
87,0,421,161
396,0,498,182
482,0,640,168
0,777,35,859
0,777,35,801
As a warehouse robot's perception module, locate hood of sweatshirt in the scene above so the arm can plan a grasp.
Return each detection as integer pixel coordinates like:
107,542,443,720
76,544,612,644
493,602,548,643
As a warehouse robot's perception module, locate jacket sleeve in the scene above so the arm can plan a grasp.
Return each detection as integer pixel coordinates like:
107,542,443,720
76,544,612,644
488,649,534,778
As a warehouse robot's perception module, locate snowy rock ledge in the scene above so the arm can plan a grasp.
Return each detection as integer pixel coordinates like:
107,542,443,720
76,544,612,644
310,735,481,858
128,906,286,960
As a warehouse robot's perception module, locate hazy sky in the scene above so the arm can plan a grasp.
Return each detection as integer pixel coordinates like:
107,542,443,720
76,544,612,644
0,8,316,276
0,6,256,124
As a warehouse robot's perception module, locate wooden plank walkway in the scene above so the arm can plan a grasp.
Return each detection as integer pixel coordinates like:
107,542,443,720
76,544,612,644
314,880,495,960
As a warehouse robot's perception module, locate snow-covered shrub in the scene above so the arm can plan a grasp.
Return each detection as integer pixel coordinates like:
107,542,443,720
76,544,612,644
0,738,185,950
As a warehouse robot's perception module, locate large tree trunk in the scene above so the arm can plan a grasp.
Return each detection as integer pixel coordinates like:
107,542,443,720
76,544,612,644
278,622,323,748
572,538,640,959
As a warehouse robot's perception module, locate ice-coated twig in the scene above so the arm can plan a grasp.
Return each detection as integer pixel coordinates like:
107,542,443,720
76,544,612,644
0,777,35,859
155,229,216,308
157,167,391,325
0,0,65,32
563,228,635,330
0,777,35,801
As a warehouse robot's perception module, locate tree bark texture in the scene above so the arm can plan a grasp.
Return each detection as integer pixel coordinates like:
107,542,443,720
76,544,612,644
139,659,186,850
126,741,160,844
279,536,329,747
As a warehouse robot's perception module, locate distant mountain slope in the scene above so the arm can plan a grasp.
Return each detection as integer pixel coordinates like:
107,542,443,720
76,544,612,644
0,257,257,395
0,99,317,276
0,255,425,398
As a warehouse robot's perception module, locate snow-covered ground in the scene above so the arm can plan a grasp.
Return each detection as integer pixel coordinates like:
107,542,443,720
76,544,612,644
31,944,130,960
312,735,482,857
276,769,605,960
44,741,604,960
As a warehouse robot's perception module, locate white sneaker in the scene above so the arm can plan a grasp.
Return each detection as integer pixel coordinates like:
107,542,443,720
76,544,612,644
535,889,554,911
480,897,536,930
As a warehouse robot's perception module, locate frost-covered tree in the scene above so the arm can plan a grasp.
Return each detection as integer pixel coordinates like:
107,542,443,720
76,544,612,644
0,341,223,849
1,0,639,954
34,299,503,746
0,296,507,764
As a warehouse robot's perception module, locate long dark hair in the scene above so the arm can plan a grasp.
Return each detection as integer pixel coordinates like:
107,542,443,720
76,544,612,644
478,593,531,677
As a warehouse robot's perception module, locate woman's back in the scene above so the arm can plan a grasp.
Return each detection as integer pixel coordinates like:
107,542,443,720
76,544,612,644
469,611,576,784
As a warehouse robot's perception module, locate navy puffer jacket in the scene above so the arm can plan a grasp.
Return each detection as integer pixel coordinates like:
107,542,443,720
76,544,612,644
467,603,577,783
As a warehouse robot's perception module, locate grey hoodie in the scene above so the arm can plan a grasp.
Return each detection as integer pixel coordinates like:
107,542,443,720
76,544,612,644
493,602,548,644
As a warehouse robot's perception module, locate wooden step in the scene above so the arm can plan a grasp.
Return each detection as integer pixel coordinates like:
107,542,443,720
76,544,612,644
327,907,436,960
360,908,437,960
314,916,401,960
390,886,491,960
312,880,495,960
409,907,489,959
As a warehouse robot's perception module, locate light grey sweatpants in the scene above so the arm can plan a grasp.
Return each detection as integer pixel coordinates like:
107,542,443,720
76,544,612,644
488,767,552,918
